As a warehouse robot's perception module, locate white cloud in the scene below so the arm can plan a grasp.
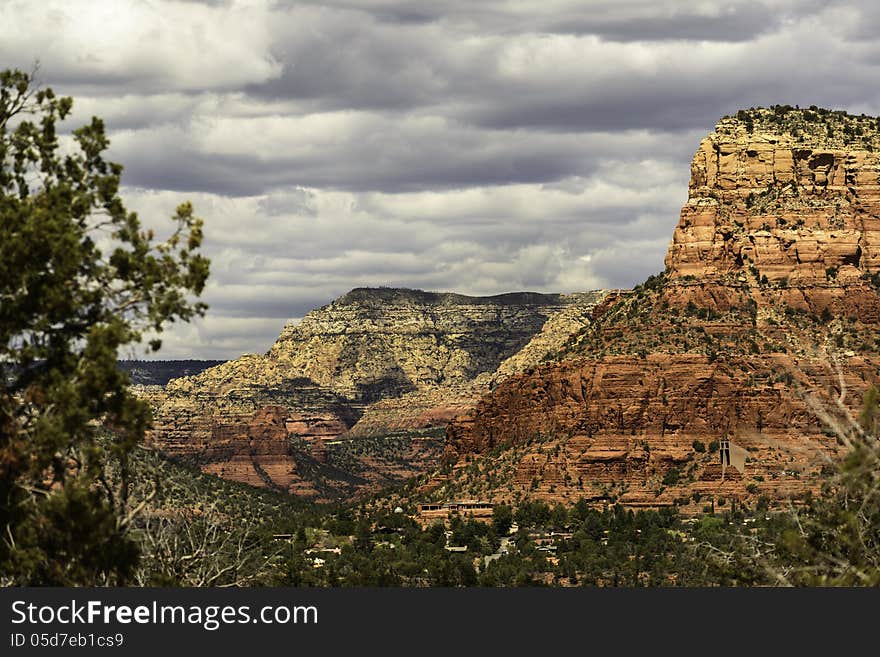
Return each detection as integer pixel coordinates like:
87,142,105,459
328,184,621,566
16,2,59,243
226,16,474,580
7,0,880,358
0,0,281,91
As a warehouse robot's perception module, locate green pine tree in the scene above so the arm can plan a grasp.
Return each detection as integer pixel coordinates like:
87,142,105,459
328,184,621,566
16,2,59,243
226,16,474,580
0,67,209,585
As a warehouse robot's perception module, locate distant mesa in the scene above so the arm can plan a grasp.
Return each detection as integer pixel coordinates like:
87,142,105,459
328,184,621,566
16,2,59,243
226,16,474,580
142,287,608,500
120,360,226,386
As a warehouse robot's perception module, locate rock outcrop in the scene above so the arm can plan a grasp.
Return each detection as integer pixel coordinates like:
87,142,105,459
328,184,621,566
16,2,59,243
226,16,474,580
442,107,880,511
664,109,880,321
667,111,880,284
146,288,607,500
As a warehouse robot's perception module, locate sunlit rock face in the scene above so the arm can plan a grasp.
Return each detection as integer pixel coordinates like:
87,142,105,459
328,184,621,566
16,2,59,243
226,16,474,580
665,109,880,320
144,288,607,500
441,109,880,512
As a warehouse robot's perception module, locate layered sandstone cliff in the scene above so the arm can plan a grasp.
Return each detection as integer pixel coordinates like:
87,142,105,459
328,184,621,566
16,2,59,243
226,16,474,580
664,108,880,320
442,107,880,511
146,288,606,499
668,110,880,282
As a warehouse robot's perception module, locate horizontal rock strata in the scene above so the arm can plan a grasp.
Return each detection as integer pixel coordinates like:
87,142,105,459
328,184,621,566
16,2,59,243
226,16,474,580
441,108,880,510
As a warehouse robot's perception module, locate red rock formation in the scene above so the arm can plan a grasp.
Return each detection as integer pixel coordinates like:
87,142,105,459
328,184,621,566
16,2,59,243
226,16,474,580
664,112,880,320
445,353,877,508
442,108,880,510
200,406,293,491
666,118,880,282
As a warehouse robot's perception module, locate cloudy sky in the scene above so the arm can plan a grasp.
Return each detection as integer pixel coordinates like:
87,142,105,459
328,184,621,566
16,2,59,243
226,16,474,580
3,0,880,358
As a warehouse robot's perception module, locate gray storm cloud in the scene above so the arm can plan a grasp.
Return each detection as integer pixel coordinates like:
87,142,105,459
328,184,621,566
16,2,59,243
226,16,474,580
2,0,880,358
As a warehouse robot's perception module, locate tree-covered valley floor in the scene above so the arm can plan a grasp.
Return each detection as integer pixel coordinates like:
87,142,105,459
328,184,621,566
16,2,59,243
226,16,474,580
127,435,878,587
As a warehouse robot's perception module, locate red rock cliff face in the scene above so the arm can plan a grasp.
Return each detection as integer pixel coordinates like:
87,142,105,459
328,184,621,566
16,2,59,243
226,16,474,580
445,353,878,509
667,137,880,282
442,109,880,511
663,112,880,320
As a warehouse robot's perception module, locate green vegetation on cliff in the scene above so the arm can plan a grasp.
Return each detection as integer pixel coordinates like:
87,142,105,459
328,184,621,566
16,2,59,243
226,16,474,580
725,105,880,148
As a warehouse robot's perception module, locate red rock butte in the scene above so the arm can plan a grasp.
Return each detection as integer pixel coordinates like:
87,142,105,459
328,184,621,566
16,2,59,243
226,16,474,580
441,107,880,512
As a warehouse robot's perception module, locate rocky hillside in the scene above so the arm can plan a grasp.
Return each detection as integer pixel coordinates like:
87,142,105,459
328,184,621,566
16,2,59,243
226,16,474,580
145,288,607,500
441,107,880,512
